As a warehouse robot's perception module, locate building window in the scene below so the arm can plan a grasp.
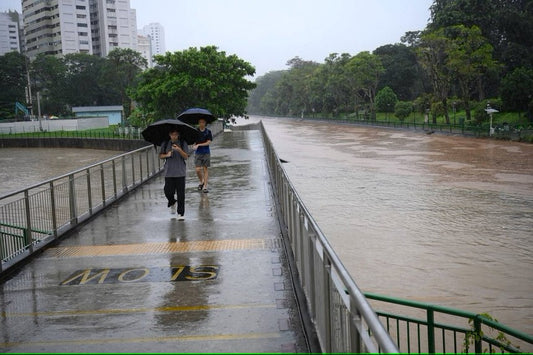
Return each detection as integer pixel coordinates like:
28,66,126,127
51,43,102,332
76,5,86,10
77,14,86,18
77,23,88,27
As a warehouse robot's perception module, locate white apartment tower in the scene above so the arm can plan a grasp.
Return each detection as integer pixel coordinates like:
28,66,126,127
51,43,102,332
22,0,93,59
90,0,137,57
137,34,152,67
142,22,165,56
0,11,22,55
21,0,137,59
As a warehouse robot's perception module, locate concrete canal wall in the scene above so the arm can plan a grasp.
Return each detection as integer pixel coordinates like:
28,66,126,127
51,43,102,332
0,137,149,151
0,117,109,134
0,121,224,151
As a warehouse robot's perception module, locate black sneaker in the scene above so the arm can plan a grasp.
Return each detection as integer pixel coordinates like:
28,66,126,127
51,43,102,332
198,184,204,191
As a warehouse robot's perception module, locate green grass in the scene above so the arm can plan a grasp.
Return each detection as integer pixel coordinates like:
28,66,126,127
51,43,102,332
332,110,532,127
0,125,139,139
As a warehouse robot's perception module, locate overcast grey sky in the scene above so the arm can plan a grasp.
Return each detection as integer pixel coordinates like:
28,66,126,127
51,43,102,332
2,0,433,77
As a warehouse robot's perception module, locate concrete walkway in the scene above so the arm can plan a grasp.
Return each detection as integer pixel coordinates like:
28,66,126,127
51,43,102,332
0,129,309,353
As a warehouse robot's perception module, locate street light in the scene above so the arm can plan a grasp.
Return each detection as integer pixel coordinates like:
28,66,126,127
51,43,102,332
485,103,499,136
452,101,457,125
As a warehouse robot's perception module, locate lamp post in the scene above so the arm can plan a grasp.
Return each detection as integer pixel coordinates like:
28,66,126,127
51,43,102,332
452,101,456,125
485,103,499,136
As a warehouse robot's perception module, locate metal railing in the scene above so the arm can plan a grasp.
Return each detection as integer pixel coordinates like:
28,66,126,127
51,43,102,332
0,145,163,273
365,293,533,353
260,121,398,353
268,114,533,141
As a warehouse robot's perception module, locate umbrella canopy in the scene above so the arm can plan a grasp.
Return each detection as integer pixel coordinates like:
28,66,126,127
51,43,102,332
176,108,217,125
141,119,200,147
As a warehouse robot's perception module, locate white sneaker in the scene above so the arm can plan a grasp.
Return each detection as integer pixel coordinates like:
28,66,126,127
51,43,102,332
177,214,184,221
170,204,176,214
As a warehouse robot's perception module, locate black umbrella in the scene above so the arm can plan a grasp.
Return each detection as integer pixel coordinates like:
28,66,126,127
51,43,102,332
176,108,217,125
141,119,200,147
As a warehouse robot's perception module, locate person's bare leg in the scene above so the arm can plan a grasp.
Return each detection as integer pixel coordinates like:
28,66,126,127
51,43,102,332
195,166,204,187
203,166,209,189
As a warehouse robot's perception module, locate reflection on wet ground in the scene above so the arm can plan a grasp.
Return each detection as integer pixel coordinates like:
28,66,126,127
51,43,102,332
258,116,533,334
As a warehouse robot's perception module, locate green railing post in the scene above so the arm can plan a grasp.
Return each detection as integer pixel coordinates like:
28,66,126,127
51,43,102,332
86,169,92,215
474,316,483,354
68,173,77,225
23,190,33,253
427,308,435,353
49,181,57,237
100,164,106,206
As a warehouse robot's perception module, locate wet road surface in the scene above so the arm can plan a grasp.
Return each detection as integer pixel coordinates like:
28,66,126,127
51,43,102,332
0,130,308,353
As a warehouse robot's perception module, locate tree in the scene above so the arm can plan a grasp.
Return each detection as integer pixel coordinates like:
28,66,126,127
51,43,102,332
0,52,27,119
417,30,452,124
445,25,499,120
346,52,384,119
428,0,533,72
375,86,398,112
31,54,68,116
500,67,533,118
303,53,354,116
247,70,284,114
130,46,255,123
63,53,109,107
394,101,413,121
104,48,147,118
374,43,423,101
271,57,320,116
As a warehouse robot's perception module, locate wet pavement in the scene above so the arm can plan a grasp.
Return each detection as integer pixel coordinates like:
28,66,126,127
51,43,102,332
0,130,309,353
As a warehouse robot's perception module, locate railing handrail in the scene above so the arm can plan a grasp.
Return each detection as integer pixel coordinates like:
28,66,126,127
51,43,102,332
0,144,153,201
260,121,398,353
270,137,397,351
366,292,533,345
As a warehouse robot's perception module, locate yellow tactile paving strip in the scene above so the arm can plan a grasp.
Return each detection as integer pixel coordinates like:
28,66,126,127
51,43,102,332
0,332,281,348
46,238,272,258
1,303,276,318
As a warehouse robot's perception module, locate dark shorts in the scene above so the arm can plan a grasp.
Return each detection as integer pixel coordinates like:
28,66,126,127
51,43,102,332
195,153,210,167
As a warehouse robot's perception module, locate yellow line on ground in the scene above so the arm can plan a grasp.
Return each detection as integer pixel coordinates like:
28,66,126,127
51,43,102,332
0,332,281,348
1,303,276,318
45,238,270,258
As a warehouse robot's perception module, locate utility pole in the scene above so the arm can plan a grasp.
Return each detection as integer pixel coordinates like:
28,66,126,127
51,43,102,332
25,57,33,118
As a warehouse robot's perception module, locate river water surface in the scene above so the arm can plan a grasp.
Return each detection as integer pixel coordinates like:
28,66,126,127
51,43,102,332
255,116,532,334
0,148,119,196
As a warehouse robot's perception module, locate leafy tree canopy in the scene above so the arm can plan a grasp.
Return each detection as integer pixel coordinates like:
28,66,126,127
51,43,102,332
0,51,27,119
428,0,533,71
500,67,533,112
130,46,256,123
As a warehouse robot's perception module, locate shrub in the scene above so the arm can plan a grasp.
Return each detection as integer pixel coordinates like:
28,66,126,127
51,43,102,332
394,101,412,121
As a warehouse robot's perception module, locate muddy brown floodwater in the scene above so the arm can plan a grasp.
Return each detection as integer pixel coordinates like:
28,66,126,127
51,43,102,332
0,148,119,196
256,116,533,334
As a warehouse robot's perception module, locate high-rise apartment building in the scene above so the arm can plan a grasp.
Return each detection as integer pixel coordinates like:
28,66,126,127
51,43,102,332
0,11,22,55
22,0,93,59
90,0,137,57
21,0,137,59
142,22,165,56
137,34,152,67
